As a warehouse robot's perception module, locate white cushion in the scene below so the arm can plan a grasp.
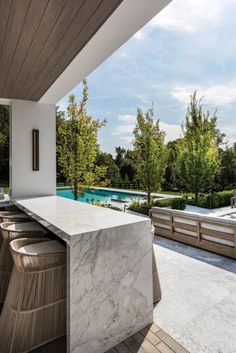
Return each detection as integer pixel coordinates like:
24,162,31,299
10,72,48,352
19,240,65,255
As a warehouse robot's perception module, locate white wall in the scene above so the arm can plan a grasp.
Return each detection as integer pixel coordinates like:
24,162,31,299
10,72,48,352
10,100,56,198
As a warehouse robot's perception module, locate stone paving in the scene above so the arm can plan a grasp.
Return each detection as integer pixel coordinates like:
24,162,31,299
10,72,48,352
106,324,189,353
153,236,236,353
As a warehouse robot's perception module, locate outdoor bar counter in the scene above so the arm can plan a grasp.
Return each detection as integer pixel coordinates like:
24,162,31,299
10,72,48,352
14,195,153,353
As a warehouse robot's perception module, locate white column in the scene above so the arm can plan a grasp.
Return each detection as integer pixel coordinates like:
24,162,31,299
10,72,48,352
10,100,56,198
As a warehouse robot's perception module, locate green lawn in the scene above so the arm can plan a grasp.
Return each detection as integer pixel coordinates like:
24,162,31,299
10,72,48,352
0,181,9,193
156,190,195,198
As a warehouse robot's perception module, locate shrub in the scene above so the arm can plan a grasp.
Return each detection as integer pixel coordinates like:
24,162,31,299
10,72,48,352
89,200,122,211
154,198,173,208
204,193,220,208
217,190,234,207
188,190,234,209
128,200,154,215
171,198,186,210
128,197,174,215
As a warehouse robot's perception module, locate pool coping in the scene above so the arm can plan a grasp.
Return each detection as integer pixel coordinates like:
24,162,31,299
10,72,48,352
56,186,178,199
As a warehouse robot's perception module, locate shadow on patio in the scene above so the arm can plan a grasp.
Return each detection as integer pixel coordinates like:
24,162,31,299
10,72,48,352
154,236,236,353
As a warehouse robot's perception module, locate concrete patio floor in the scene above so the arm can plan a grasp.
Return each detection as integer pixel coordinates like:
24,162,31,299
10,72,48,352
153,236,236,353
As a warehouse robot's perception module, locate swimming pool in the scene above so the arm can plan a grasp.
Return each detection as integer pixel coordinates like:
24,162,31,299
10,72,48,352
56,187,146,205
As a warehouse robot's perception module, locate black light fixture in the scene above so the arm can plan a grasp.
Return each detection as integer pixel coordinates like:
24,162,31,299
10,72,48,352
32,129,39,171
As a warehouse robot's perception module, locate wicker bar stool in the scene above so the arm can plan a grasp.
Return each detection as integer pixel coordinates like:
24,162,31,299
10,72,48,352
0,212,20,222
151,225,162,303
0,212,19,250
0,212,31,223
0,222,47,304
4,205,21,212
0,238,66,353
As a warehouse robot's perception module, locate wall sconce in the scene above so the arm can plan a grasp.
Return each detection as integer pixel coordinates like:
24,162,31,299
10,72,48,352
32,129,39,171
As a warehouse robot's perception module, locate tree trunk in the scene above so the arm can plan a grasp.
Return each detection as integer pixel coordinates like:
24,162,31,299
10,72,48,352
73,183,78,201
147,192,151,206
194,179,199,203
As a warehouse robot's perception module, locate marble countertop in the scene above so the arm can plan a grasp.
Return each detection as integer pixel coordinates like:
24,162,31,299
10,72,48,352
14,196,150,243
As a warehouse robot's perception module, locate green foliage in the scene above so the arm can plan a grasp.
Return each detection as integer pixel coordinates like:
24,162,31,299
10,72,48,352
162,139,182,191
171,198,186,210
188,190,234,208
204,190,233,208
114,147,136,182
128,197,174,215
154,198,173,208
177,92,220,202
128,199,154,215
0,105,9,180
56,108,67,182
96,152,120,184
57,80,107,200
205,193,220,208
88,200,121,211
133,107,169,204
219,143,236,189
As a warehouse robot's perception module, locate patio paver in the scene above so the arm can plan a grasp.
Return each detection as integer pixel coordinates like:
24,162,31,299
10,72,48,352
29,324,189,353
106,324,189,353
154,236,236,353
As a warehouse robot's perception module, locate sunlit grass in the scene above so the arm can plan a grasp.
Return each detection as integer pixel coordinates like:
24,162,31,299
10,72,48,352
0,181,9,193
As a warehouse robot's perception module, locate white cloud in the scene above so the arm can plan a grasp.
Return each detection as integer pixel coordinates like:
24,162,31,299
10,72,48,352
171,84,236,106
133,30,145,41
117,114,135,123
114,114,181,145
119,51,130,59
151,0,229,33
159,121,182,142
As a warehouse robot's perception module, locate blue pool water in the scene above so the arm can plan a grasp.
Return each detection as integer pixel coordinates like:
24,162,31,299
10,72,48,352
56,187,145,204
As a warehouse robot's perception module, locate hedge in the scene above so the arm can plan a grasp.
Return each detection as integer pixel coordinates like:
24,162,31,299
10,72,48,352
188,190,234,209
171,198,186,210
128,197,186,215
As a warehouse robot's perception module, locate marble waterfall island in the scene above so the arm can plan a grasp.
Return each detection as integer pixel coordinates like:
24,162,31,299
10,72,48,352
14,196,153,353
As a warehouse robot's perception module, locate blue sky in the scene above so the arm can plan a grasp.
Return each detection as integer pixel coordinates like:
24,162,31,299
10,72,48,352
58,0,236,154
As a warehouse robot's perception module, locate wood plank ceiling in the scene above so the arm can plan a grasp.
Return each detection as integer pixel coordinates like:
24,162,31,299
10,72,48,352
0,0,123,102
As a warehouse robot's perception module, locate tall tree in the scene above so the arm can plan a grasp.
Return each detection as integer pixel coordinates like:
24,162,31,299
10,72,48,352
57,80,106,200
219,143,236,188
133,107,168,204
178,92,220,202
114,147,136,182
115,147,126,170
162,139,182,191
0,105,9,180
56,107,67,183
96,151,120,184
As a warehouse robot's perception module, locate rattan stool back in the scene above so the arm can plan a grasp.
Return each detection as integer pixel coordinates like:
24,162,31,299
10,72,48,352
0,237,66,353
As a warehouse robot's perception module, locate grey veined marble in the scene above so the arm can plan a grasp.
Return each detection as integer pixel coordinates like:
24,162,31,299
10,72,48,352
15,196,153,353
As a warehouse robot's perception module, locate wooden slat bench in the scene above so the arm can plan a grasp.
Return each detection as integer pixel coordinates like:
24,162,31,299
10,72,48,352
150,207,236,259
